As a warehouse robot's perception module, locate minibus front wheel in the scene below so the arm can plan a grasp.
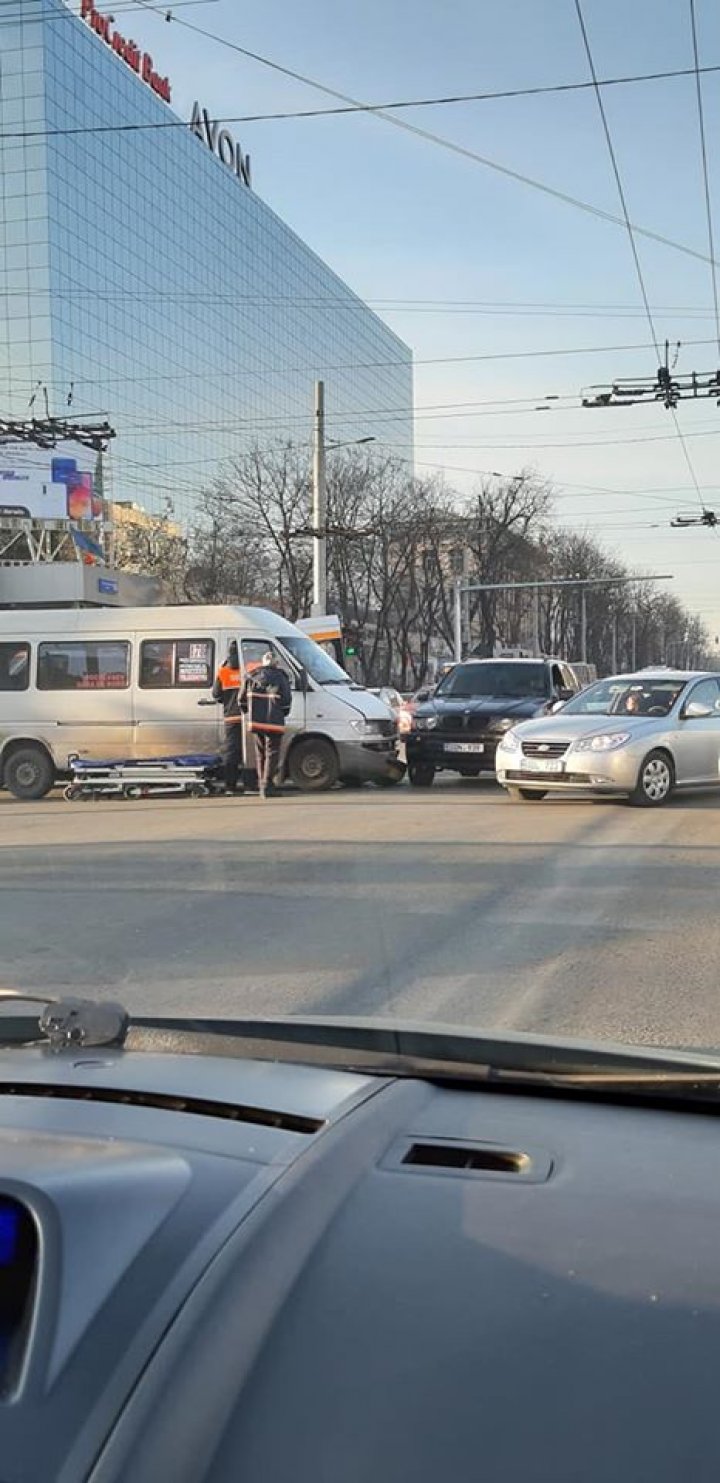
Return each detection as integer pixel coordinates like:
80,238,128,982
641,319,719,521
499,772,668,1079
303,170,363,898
3,744,55,801
287,737,339,792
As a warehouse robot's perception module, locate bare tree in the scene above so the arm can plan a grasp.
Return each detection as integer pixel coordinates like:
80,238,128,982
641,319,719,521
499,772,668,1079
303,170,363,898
454,471,553,655
187,442,713,682
192,443,312,616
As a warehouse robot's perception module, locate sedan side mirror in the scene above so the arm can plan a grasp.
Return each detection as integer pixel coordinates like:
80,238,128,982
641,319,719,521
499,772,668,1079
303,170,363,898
682,699,714,719
557,687,574,702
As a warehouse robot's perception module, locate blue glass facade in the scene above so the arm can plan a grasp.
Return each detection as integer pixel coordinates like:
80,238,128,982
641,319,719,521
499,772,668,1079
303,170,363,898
0,0,413,521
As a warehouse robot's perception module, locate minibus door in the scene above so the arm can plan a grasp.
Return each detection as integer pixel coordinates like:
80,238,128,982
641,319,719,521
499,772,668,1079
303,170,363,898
238,636,306,775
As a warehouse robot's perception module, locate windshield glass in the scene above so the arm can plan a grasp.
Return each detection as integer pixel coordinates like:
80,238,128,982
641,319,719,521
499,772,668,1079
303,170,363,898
4,0,720,1074
563,677,688,718
436,662,550,699
279,634,351,685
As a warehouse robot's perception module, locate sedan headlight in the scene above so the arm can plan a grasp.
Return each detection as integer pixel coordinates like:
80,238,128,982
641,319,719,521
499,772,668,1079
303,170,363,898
413,715,438,731
498,728,521,752
574,732,631,753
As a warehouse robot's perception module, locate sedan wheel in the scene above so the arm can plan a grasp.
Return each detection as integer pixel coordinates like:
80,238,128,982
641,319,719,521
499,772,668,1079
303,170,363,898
630,750,674,808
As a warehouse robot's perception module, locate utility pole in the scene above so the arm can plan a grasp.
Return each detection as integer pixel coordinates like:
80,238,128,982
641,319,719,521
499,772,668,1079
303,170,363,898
533,584,541,656
611,612,618,674
580,588,587,664
311,379,326,616
631,611,637,671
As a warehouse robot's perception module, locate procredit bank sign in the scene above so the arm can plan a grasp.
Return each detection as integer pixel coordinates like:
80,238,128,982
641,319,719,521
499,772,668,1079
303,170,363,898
79,0,172,103
78,3,251,189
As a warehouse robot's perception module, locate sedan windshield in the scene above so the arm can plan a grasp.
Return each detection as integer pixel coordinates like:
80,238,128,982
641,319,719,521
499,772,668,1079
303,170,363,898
562,677,688,718
436,662,550,700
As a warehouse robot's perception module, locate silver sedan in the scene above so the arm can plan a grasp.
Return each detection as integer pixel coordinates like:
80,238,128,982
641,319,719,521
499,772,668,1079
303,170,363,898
495,670,720,806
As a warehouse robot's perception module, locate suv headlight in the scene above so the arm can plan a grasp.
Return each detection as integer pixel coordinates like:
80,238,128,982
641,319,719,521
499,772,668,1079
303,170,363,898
414,715,438,731
574,732,631,753
499,729,521,751
490,717,516,732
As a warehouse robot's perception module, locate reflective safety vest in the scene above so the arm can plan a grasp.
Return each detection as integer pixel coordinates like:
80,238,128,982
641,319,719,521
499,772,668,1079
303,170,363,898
217,664,240,691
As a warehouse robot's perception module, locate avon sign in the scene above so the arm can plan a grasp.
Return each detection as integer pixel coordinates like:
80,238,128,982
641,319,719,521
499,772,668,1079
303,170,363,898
190,102,251,188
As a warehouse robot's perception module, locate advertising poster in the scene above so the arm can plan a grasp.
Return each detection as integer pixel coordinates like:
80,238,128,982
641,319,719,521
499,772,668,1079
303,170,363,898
0,442,104,522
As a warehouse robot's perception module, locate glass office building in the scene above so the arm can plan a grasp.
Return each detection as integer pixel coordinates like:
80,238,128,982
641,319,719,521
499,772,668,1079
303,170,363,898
0,0,413,523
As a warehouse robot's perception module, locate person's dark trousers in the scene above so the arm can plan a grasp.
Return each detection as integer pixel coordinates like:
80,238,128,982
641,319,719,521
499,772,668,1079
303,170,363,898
255,732,282,794
223,721,244,792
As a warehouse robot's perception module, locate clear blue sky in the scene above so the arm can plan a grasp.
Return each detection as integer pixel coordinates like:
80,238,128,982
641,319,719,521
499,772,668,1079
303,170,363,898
113,0,720,639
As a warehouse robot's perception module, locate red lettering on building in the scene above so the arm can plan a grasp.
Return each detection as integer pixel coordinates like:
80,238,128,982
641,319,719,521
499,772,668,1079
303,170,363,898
79,4,172,102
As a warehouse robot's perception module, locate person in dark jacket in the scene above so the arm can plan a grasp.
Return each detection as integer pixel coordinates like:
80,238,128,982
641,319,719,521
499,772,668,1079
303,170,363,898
212,641,244,794
240,650,292,798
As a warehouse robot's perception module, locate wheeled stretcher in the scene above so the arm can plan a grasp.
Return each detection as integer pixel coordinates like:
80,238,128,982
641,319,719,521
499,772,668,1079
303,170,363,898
64,753,224,801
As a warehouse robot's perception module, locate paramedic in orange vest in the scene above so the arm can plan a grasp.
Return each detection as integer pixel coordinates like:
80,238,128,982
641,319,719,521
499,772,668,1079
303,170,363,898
212,641,244,794
239,650,292,798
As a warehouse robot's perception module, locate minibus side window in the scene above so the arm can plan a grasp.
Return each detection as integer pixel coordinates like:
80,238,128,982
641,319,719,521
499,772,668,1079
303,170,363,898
37,642,130,690
140,639,215,689
0,644,30,692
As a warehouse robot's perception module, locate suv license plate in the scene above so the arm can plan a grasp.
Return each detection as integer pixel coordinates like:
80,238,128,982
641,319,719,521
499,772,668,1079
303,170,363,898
445,742,484,753
523,757,563,773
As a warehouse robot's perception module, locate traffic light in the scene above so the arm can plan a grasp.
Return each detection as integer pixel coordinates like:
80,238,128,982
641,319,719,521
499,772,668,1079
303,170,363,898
345,619,362,657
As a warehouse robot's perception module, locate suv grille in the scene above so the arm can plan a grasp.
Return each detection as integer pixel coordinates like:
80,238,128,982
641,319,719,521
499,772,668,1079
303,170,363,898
521,740,569,759
437,713,491,736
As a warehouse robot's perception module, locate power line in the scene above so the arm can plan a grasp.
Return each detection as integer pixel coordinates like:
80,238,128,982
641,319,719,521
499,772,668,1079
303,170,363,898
10,2,719,282
689,0,720,357
4,288,720,321
0,0,217,16
574,0,707,521
152,11,720,281
574,0,660,362
6,60,720,137
3,288,720,316
1,337,716,389
670,409,708,508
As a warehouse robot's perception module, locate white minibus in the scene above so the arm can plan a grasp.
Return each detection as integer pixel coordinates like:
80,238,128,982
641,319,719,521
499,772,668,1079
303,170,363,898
0,605,400,798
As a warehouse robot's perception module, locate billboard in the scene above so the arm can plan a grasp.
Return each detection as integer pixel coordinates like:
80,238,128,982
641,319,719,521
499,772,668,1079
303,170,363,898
0,442,103,522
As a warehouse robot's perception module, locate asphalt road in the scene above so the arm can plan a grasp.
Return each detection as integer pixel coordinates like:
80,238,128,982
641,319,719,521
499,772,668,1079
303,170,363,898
1,779,720,1050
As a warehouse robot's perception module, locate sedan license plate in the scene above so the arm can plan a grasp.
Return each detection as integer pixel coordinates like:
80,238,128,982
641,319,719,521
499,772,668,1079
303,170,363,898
523,756,563,774
444,742,484,753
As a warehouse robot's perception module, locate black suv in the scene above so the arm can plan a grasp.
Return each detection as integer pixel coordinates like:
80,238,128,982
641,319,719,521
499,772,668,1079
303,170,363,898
406,657,579,786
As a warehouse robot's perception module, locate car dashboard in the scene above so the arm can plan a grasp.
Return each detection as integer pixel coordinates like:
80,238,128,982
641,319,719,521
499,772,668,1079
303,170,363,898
0,1034,717,1482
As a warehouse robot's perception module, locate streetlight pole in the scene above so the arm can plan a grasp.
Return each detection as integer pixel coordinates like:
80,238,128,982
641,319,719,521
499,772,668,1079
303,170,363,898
451,574,673,667
311,379,327,617
453,578,463,662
